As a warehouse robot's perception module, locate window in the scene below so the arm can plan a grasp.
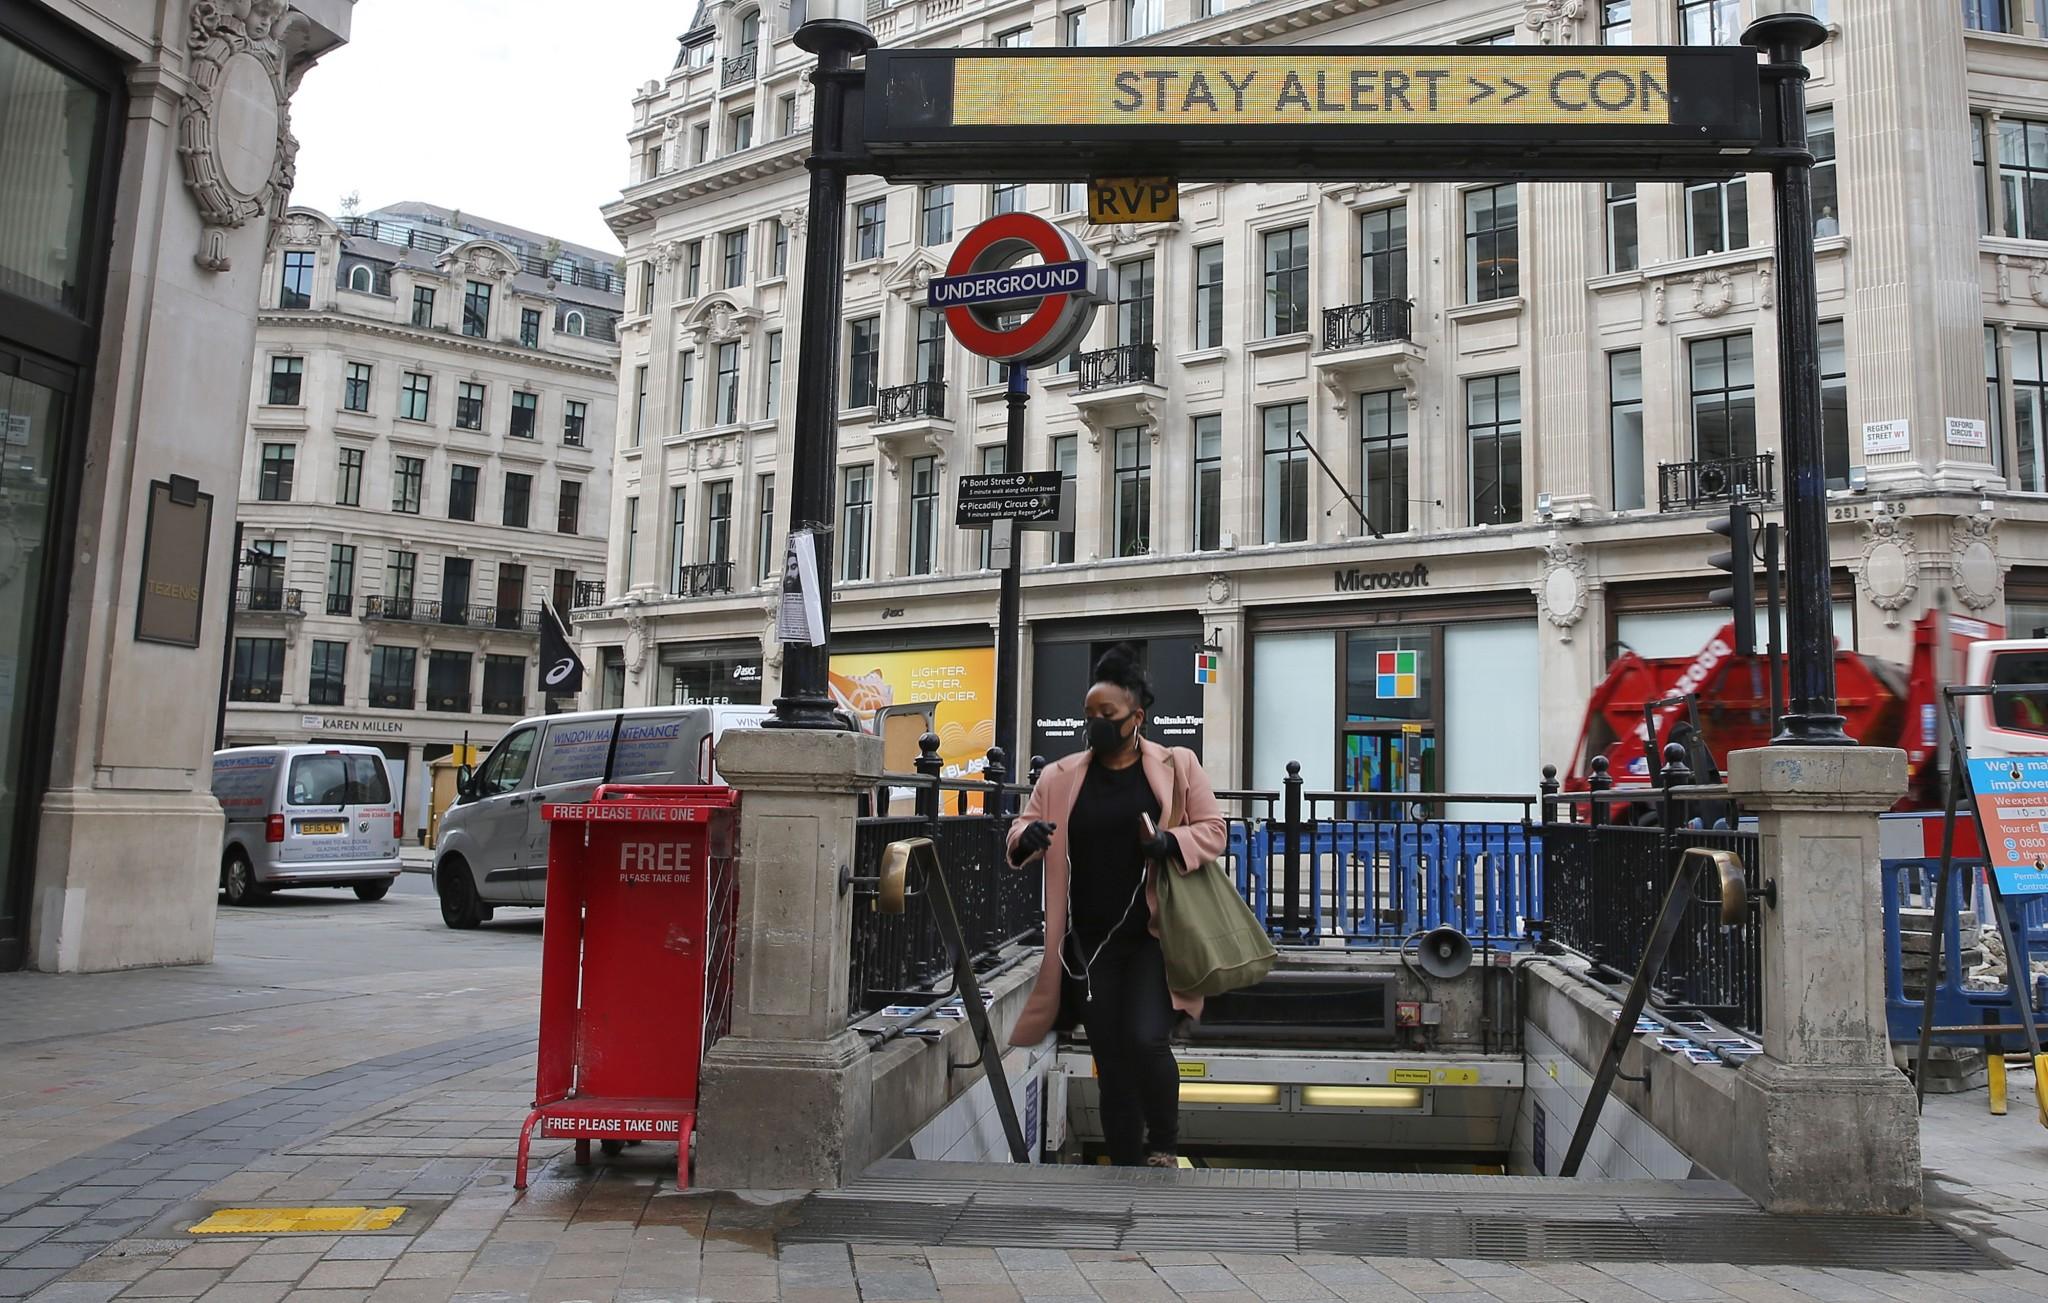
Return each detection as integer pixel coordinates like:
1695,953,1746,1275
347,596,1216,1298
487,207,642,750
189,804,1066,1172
258,444,295,501
730,109,754,152
281,250,314,309
668,486,689,592
427,650,473,713
336,447,364,506
691,121,709,164
1261,226,1310,337
705,481,734,565
1468,374,1524,525
1361,390,1410,535
249,540,285,603
633,364,650,446
564,400,587,446
841,465,874,581
553,568,576,616
456,381,485,431
448,464,479,522
1689,334,1757,464
510,390,538,439
386,550,417,604
779,93,799,137
1465,184,1519,302
600,649,626,709
1998,117,2048,241
716,342,741,424
687,37,714,68
1679,0,1739,45
308,640,347,707
1117,257,1155,345
722,228,748,288
267,355,303,406
684,240,703,298
1361,207,1408,302
1114,427,1152,556
564,310,586,336
1062,8,1085,44
443,557,473,619
977,445,1006,569
369,647,417,710
392,456,423,514
521,307,542,348
1600,0,1631,43
346,264,374,293
1820,320,1850,489
909,456,939,574
1810,108,1839,238
764,331,783,420
1052,436,1078,564
344,361,371,412
1194,244,1224,349
756,473,776,582
1057,181,1086,213
992,182,1026,215
995,23,1032,46
677,351,696,433
915,308,947,384
326,544,356,616
2015,328,2048,491
463,280,491,337
848,315,880,408
625,497,640,582
559,480,582,534
400,371,430,422
1610,350,1645,511
1261,403,1309,544
1190,416,1223,552
1125,0,1162,38
1463,29,1515,45
1964,0,2013,33
639,261,655,314
483,655,526,717
853,198,886,261
1591,187,1635,281
770,218,788,276
1989,325,2009,477
230,638,286,703
1685,178,1749,255
495,562,526,629
411,285,435,328
921,185,954,246
504,472,532,528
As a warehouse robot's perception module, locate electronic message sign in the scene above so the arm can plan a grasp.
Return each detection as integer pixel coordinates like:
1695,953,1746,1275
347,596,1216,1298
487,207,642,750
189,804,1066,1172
862,46,1765,182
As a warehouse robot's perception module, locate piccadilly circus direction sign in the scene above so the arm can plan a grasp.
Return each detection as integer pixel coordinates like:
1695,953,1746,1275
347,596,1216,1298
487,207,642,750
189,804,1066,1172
926,212,1106,364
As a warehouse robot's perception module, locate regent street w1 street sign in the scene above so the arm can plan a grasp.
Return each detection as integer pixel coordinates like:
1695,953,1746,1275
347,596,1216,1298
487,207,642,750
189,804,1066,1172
861,46,1764,182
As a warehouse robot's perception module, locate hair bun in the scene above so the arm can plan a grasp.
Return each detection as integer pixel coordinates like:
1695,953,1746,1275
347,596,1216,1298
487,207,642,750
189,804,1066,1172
1090,642,1156,709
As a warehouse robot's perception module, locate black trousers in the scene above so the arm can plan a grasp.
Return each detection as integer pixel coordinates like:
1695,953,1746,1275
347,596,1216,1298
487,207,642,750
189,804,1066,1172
1081,933,1179,1165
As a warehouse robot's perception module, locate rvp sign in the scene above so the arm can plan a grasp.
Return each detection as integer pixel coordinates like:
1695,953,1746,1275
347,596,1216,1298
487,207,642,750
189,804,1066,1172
1089,177,1178,224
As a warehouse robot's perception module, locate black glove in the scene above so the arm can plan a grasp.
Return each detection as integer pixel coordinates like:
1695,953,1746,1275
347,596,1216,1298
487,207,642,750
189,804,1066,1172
1139,824,1181,864
1011,820,1056,864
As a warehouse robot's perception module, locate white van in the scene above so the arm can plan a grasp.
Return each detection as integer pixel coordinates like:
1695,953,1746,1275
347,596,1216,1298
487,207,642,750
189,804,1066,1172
431,704,767,928
212,745,404,906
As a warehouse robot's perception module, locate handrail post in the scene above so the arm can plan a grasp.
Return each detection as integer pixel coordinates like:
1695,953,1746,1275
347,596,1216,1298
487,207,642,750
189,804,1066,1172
1283,761,1304,940
984,746,1008,818
915,731,943,830
1588,754,1613,828
1540,764,1560,827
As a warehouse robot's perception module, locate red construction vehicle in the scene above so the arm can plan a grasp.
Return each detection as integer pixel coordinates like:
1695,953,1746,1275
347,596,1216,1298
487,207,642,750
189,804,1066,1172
1564,610,2005,811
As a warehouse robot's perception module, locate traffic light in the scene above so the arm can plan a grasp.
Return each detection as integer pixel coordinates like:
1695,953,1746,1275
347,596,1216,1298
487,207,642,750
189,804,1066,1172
1707,504,1756,657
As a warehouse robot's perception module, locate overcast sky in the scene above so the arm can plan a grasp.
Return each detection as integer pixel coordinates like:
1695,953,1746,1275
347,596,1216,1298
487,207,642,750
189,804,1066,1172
289,1,686,253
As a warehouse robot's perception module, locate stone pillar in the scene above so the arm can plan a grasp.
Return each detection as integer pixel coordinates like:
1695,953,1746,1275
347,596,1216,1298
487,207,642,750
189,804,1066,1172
1723,746,1920,1215
695,727,884,1188
1527,184,1599,509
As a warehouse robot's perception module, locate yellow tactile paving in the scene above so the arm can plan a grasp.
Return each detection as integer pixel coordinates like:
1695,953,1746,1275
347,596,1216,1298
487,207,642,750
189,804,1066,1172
186,1204,409,1235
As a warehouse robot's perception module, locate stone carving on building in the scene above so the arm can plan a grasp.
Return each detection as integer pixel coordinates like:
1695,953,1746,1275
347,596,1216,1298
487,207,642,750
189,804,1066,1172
1651,280,1666,325
659,115,683,173
1651,262,1773,325
1535,540,1590,641
624,599,650,683
1999,255,2015,306
278,212,319,247
1522,0,1584,44
1756,263,1774,310
181,0,304,272
684,294,760,351
882,250,942,301
1389,358,1422,410
1206,574,1232,606
780,207,809,239
1691,268,1736,319
2029,261,2048,309
1853,507,1918,627
1951,513,2004,612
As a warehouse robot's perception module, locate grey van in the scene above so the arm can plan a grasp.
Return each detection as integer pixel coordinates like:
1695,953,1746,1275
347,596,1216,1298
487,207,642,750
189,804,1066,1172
212,745,404,906
431,705,766,929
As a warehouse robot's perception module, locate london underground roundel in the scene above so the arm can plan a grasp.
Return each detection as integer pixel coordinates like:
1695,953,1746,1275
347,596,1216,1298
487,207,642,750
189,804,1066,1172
927,213,1105,366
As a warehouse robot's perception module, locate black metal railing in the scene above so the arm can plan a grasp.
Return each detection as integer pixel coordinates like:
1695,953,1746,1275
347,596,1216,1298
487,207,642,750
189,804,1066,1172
1076,343,1157,393
666,561,736,599
877,379,947,423
722,50,757,85
1658,452,1776,512
573,580,607,608
235,587,303,614
1321,298,1414,351
325,592,353,616
358,596,538,631
360,595,429,623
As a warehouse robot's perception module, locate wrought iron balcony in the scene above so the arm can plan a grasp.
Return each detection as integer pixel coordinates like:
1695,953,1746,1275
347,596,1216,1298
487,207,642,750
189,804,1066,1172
235,587,303,615
667,561,737,600
1321,299,1414,351
1659,452,1777,512
572,580,607,609
877,379,947,423
722,50,757,85
1075,343,1157,393
361,595,434,623
325,592,353,616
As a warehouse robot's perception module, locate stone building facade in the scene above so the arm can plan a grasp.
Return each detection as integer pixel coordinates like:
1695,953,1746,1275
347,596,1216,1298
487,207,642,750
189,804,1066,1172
222,203,621,841
584,0,2046,802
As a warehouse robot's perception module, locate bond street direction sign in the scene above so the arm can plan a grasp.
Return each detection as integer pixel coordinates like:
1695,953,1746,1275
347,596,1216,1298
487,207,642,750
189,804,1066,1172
957,472,1064,528
862,46,1765,182
928,260,1092,310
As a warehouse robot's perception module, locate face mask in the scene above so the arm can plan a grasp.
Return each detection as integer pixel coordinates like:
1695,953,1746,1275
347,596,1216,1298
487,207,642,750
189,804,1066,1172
1086,714,1133,756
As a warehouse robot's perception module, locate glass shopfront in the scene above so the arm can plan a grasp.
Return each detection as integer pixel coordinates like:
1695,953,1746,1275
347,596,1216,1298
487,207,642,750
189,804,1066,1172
660,641,764,706
1030,620,1205,765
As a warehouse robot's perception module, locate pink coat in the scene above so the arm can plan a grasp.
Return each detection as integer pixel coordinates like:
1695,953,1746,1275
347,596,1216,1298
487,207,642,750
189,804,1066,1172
1004,738,1230,1046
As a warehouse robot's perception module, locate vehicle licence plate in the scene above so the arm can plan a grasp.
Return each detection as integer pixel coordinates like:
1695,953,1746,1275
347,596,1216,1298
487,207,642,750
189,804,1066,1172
298,820,344,835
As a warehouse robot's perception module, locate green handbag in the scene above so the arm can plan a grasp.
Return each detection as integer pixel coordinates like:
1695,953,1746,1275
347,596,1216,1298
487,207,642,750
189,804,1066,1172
1155,754,1277,999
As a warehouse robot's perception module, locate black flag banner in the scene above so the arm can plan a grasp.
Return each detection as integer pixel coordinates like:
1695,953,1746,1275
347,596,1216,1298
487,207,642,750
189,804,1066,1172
539,600,585,696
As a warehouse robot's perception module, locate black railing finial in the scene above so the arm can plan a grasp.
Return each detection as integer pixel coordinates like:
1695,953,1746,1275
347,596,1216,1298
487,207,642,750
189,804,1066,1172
1661,742,1693,789
1540,764,1560,825
1028,754,1046,786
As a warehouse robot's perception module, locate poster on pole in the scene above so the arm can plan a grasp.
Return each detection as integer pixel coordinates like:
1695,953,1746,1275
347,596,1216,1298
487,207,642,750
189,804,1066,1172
1968,755,2048,897
774,530,826,647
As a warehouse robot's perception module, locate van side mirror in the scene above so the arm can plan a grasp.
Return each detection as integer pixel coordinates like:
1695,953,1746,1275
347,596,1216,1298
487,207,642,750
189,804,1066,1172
457,765,475,798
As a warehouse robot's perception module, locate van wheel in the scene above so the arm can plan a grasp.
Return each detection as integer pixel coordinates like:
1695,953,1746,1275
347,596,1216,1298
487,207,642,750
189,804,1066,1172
222,851,268,907
437,859,490,930
353,880,392,902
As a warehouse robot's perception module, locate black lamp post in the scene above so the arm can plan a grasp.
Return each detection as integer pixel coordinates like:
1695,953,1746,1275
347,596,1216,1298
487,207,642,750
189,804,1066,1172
213,523,272,750
767,0,876,730
1746,10,1852,747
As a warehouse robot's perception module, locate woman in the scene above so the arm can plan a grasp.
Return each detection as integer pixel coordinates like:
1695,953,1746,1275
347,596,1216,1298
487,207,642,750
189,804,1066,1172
1005,645,1228,1167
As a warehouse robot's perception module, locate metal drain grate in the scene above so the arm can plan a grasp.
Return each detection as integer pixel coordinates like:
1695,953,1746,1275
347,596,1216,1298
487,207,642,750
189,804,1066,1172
779,1162,1996,1270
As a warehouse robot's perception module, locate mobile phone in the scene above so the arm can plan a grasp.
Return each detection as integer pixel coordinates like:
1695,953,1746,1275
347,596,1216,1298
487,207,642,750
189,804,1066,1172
1140,813,1157,840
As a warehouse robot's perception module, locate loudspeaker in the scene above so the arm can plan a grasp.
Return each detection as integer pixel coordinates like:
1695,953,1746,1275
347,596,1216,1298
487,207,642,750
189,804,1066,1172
1417,926,1473,981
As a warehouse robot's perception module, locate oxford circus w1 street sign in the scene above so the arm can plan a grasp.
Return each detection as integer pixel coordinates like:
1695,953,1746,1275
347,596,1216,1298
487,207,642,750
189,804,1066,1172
927,212,1106,365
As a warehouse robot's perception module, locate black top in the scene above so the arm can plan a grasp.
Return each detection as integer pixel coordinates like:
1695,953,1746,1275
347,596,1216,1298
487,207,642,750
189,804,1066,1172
1066,758,1162,953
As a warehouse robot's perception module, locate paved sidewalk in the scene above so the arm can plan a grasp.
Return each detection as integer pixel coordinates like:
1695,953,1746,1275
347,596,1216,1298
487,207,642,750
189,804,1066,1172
3,890,2047,1302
